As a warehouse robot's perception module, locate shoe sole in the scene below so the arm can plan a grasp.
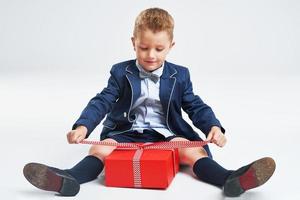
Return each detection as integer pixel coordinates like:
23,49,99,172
224,157,276,197
23,163,80,196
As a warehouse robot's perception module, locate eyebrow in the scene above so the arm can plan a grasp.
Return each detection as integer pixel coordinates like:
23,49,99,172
139,44,166,48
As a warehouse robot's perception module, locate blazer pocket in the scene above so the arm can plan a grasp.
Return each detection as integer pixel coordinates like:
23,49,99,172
102,120,117,130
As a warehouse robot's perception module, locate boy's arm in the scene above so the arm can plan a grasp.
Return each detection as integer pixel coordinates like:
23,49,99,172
72,68,121,138
181,68,225,137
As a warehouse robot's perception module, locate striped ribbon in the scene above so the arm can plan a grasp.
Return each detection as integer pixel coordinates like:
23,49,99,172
80,140,210,149
132,149,143,187
80,140,210,188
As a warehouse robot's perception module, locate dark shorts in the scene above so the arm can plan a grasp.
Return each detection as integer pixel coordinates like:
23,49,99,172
106,129,173,143
105,129,213,158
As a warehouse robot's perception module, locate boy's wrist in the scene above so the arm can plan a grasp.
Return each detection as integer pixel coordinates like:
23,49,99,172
211,126,221,131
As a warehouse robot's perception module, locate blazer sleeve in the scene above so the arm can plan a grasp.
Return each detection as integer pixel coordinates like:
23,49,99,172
181,68,225,136
72,67,121,137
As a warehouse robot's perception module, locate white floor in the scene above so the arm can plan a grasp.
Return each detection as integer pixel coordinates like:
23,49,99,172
1,70,299,200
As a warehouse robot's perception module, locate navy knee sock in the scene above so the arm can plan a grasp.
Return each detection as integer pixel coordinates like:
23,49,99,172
193,157,233,187
65,155,104,184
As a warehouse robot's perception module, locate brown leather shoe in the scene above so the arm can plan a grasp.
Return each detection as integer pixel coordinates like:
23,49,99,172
224,157,276,197
23,163,80,196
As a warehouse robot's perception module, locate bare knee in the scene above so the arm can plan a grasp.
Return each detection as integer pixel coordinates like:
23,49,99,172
170,137,208,166
180,147,208,165
88,138,117,162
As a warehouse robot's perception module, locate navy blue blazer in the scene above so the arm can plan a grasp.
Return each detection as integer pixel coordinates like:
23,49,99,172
73,59,225,141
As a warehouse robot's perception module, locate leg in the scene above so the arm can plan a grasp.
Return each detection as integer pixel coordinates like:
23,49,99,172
65,138,117,183
23,162,80,196
169,137,208,166
170,137,231,187
169,137,276,197
88,138,117,162
224,157,275,197
23,138,117,196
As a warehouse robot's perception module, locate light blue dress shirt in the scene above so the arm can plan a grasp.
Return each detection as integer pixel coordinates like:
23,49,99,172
132,61,175,137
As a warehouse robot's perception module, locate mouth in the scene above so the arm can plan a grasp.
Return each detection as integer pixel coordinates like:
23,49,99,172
144,60,157,64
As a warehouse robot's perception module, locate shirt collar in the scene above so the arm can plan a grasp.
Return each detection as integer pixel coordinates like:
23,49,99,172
135,60,164,77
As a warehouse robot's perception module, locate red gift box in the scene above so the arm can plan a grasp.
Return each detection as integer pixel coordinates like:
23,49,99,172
105,148,179,189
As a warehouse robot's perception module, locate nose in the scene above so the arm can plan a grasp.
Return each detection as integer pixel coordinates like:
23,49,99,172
147,49,155,59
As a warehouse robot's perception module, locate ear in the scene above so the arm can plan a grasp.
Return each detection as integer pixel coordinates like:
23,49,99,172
131,37,136,51
170,41,175,49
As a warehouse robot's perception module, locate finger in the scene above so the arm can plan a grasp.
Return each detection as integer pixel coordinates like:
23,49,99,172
212,139,219,146
67,131,73,144
214,133,221,141
217,137,225,147
217,140,224,147
222,137,227,147
212,134,220,145
75,134,85,144
69,131,78,144
206,132,213,142
219,137,227,147
215,138,221,147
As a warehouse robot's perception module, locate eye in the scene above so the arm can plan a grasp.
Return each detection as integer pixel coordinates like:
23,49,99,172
156,48,164,52
139,47,148,51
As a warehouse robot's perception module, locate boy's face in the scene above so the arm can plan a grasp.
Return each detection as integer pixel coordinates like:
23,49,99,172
131,29,175,72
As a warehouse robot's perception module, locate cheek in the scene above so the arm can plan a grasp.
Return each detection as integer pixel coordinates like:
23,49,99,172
135,49,141,54
137,51,147,58
158,52,168,60
135,52,145,62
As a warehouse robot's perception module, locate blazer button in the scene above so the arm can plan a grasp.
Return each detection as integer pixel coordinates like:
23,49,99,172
123,112,127,117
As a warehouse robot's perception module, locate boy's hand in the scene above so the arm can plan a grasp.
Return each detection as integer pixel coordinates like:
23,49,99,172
206,126,227,147
66,126,88,144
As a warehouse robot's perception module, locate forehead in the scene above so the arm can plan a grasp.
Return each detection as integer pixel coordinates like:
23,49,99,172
136,29,172,45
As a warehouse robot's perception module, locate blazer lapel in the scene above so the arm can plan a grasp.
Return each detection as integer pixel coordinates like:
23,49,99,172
125,63,141,106
159,61,177,115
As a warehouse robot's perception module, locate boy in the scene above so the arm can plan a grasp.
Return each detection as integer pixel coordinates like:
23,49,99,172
23,8,275,197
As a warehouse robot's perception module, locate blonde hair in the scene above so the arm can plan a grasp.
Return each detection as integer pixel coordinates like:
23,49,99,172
133,8,174,41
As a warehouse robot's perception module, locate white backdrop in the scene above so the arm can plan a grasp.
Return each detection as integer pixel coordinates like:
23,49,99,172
1,0,299,76
0,0,299,200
